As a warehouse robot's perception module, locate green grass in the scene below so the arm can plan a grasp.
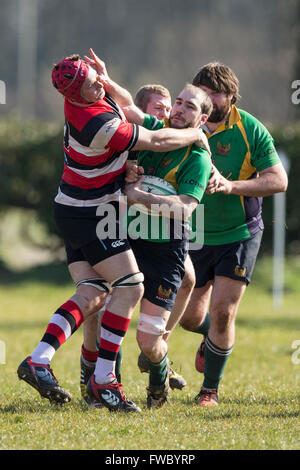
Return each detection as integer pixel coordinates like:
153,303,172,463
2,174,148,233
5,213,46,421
0,257,299,450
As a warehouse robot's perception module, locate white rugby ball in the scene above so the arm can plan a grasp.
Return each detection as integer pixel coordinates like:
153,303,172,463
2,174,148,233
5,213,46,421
141,175,177,196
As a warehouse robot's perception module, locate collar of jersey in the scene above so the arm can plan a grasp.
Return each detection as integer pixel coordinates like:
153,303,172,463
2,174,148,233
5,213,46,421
201,105,241,138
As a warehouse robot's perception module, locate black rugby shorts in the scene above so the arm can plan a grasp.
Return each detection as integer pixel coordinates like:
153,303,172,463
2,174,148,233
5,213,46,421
53,201,131,266
189,230,263,287
130,238,188,310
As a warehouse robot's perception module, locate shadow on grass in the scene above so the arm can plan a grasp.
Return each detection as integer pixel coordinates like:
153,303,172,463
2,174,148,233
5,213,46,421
0,260,71,286
0,397,90,414
180,398,300,419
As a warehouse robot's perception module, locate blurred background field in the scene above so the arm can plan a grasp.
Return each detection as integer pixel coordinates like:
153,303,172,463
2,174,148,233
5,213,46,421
0,0,300,451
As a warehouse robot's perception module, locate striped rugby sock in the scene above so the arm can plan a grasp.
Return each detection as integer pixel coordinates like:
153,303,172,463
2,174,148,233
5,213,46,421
94,309,130,384
81,344,98,367
202,335,234,391
31,300,84,365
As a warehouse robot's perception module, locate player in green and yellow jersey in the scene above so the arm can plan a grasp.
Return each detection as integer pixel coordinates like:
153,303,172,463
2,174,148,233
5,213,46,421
131,85,197,392
124,84,212,408
179,62,288,407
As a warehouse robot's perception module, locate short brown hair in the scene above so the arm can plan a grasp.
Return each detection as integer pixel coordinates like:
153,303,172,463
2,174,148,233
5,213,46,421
184,83,213,117
134,84,171,112
192,62,240,104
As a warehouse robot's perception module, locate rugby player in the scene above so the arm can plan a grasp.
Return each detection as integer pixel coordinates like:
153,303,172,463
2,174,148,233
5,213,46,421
17,50,209,413
132,84,193,392
179,62,288,406
81,50,213,408
122,83,213,408
80,83,190,404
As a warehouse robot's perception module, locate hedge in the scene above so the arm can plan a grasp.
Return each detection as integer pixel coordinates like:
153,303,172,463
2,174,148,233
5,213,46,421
0,115,299,253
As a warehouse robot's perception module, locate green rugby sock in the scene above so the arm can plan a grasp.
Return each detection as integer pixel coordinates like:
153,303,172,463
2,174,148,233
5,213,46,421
202,336,233,391
192,312,210,336
115,345,122,383
149,353,168,387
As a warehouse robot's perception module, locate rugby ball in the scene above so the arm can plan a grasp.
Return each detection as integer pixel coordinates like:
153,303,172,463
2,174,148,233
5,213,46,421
141,175,177,196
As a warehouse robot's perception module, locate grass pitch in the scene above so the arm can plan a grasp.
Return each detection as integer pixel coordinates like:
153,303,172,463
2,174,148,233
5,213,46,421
0,257,299,450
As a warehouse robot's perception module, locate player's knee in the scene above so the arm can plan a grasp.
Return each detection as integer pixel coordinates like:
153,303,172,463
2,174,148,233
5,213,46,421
131,282,144,303
180,315,201,331
136,330,155,354
211,305,234,334
111,271,144,304
179,305,206,331
136,330,161,360
113,283,144,306
72,288,105,318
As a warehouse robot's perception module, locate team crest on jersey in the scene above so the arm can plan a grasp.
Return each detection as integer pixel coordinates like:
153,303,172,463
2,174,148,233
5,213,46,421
234,265,247,277
157,285,172,299
217,141,231,155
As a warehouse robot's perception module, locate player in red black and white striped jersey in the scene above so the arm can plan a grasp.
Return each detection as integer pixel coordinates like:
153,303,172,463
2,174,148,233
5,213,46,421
57,91,139,207
17,50,209,412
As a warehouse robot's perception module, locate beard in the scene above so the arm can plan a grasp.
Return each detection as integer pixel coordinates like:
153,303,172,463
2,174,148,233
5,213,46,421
169,114,192,129
208,98,232,123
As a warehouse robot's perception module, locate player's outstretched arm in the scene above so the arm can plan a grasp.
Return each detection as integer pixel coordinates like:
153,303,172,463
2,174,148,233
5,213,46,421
85,48,134,108
85,48,146,125
133,126,210,153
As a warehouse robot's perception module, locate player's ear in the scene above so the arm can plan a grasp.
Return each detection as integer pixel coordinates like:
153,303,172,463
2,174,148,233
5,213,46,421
197,114,208,127
200,114,208,126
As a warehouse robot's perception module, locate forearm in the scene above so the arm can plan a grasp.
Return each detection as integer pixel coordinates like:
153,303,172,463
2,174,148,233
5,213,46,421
105,78,134,108
152,128,200,151
128,190,182,210
126,189,196,219
229,174,287,197
123,104,145,125
133,126,203,152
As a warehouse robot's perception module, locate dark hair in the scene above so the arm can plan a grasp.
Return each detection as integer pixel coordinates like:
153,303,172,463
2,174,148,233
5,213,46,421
193,62,240,104
184,83,213,117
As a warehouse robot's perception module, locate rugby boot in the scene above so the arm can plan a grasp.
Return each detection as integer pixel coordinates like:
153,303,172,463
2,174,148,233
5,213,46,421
169,364,186,390
146,379,170,409
195,339,205,373
17,356,72,404
86,375,141,413
138,351,186,390
194,387,218,407
80,356,103,409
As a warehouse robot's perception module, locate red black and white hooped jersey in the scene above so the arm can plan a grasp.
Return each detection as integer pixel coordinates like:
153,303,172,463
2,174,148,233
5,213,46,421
54,94,139,207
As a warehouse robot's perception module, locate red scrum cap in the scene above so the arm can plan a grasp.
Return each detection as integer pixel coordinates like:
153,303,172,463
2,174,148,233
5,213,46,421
52,55,90,104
